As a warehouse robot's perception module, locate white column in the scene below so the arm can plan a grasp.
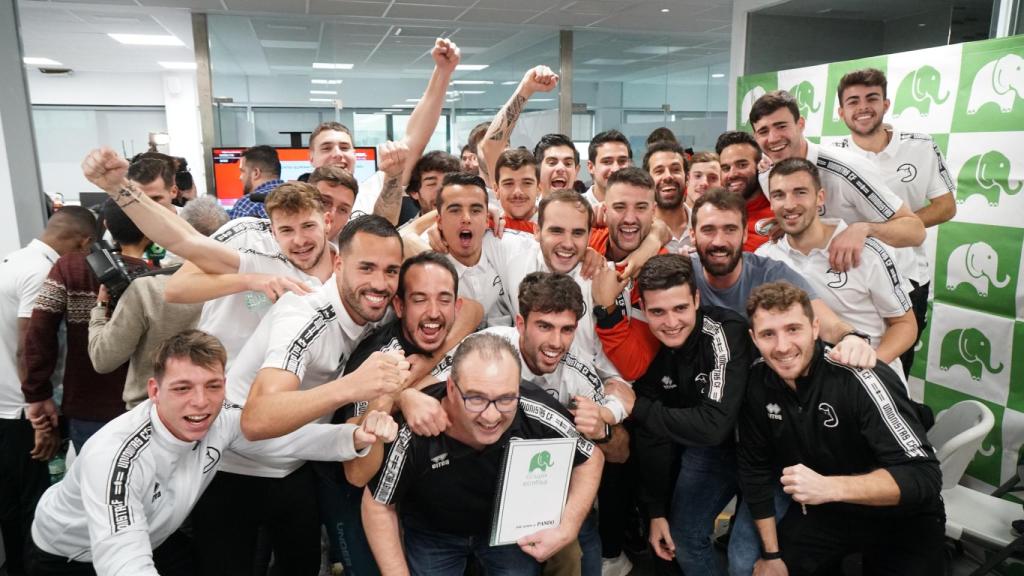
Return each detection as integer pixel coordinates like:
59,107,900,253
728,0,789,130
163,72,207,196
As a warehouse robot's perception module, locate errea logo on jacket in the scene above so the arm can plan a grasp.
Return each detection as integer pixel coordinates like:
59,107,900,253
766,403,783,421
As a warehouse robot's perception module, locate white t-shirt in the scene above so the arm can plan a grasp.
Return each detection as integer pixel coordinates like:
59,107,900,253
756,219,912,377
221,275,387,478
0,239,59,418
582,186,601,208
351,171,385,221
433,326,626,424
31,399,365,575
834,129,955,284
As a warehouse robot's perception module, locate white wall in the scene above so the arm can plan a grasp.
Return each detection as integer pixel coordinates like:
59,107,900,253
0,111,21,255
28,71,165,106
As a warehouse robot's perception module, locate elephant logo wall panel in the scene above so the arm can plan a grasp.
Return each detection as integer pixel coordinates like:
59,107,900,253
735,72,777,133
737,34,1024,491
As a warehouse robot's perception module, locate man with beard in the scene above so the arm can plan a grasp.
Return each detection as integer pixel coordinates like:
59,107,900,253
584,130,633,207
756,159,916,379
190,216,408,575
403,151,462,224
716,131,775,252
229,145,282,220
834,68,956,378
461,144,479,175
643,140,690,254
750,90,925,273
534,133,581,196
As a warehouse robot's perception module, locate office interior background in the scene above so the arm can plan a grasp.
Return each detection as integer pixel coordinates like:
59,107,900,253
2,0,1019,256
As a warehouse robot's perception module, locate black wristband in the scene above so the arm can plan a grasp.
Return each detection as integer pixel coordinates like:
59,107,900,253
761,549,782,560
592,424,613,444
839,329,871,344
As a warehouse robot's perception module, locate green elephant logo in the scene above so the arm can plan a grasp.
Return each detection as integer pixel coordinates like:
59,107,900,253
789,81,821,118
945,241,1010,297
528,451,554,473
956,150,1021,205
894,65,949,118
939,327,1003,381
967,53,1024,115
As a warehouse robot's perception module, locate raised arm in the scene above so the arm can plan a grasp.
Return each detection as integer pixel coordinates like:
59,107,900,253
399,38,460,185
82,148,240,274
165,259,311,305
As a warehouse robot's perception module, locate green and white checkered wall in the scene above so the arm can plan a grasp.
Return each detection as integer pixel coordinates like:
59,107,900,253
736,35,1024,492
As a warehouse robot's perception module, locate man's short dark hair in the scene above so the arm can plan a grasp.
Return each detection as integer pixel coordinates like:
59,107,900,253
461,144,474,157
450,332,519,385
242,145,281,178
153,329,227,383
495,148,540,183
645,127,678,147
642,140,688,172
588,129,632,163
749,90,801,126
769,158,822,191
397,251,459,300
48,206,98,242
533,133,579,166
336,214,402,257
101,198,145,246
309,122,353,149
467,122,490,152
128,157,175,189
747,282,815,326
537,189,593,232
607,166,655,193
838,68,888,102
637,254,697,298
715,131,762,163
518,272,585,321
691,187,748,229
690,151,719,166
409,151,461,193
437,172,488,209
308,165,359,196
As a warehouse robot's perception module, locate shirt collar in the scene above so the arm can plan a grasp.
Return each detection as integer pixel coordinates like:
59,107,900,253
147,401,197,453
804,139,820,164
777,218,846,257
325,273,367,342
29,238,59,264
253,179,285,196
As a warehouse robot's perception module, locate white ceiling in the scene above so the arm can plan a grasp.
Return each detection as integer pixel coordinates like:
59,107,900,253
17,0,735,85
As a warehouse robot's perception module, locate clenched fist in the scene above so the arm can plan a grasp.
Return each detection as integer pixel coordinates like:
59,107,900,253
346,350,411,401
353,410,399,449
432,37,461,73
82,148,130,193
378,141,410,179
521,65,558,95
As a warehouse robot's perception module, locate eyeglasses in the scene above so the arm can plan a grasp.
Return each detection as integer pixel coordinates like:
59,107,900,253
452,380,519,413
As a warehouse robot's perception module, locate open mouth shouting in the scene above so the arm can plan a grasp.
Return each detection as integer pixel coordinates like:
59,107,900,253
417,318,446,347
549,173,569,190
616,222,642,249
456,227,475,251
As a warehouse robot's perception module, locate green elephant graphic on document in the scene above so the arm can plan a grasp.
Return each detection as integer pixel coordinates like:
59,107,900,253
939,328,1003,381
967,53,1024,114
945,241,1010,297
529,451,554,473
789,81,821,118
894,65,949,117
956,150,1021,205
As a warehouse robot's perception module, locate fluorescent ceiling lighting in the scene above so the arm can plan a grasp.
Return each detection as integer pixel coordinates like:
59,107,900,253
382,108,403,112
501,81,518,85
260,40,319,50
108,33,184,46
451,80,493,85
531,98,554,102
310,98,335,103
158,61,197,70
23,57,62,66
446,99,459,103
313,62,354,70
389,104,416,108
455,64,489,71
661,8,670,12
711,73,725,78
405,98,421,102
458,90,485,94
310,90,337,95
312,79,343,85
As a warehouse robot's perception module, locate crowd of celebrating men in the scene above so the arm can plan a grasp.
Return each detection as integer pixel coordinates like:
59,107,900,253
1,38,954,576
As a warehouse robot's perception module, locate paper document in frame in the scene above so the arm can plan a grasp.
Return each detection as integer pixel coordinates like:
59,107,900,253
490,437,577,546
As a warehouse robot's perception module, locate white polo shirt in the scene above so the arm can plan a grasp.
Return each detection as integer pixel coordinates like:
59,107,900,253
221,275,388,478
0,239,60,418
834,129,955,284
433,326,626,424
756,219,912,376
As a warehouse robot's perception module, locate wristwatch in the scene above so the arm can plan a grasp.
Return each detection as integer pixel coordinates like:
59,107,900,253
592,424,613,444
761,549,782,560
838,329,870,344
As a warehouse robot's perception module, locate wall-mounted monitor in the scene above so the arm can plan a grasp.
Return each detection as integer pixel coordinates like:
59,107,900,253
212,146,378,205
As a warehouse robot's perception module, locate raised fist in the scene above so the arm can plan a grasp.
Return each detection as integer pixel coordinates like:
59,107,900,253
378,141,410,179
522,65,558,94
432,37,461,73
82,148,130,192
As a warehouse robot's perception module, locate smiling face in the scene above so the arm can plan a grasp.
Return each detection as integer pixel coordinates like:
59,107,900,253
752,107,806,163
394,262,459,353
605,182,655,259
686,161,721,206
314,181,355,240
692,204,746,278
719,144,761,200
517,309,578,376
642,284,700,348
310,129,357,171
337,232,403,325
539,145,580,193
588,142,631,193
446,350,521,448
750,303,820,388
497,165,540,221
647,150,687,210
269,208,331,272
537,200,590,274
437,184,489,266
839,84,889,137
149,358,225,443
768,170,824,239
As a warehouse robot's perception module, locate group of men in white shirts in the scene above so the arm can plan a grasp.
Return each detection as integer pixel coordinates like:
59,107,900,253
10,38,959,576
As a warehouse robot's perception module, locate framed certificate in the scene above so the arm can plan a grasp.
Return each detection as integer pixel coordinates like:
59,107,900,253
490,437,577,546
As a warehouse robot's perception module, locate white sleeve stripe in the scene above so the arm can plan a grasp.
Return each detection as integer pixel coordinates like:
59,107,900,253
373,425,412,504
519,398,595,458
863,239,912,311
825,356,929,459
701,316,732,403
282,304,336,374
931,141,955,193
105,420,154,534
815,156,897,218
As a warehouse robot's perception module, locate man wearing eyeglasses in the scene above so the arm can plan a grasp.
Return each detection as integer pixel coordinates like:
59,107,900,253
363,332,604,576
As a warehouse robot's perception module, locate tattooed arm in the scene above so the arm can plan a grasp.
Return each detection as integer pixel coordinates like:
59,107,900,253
479,65,559,188
373,141,410,226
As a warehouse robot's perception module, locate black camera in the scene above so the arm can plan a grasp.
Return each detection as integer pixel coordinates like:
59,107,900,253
85,240,146,305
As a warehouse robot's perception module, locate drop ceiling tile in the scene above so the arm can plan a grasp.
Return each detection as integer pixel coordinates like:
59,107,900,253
456,7,536,24
307,0,389,17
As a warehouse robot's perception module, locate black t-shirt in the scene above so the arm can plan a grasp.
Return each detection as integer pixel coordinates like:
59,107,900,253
398,196,421,227
367,381,595,537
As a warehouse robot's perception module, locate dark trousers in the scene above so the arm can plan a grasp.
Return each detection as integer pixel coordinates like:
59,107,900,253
900,280,930,378
1,417,52,575
24,529,196,576
778,505,946,576
191,464,320,576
